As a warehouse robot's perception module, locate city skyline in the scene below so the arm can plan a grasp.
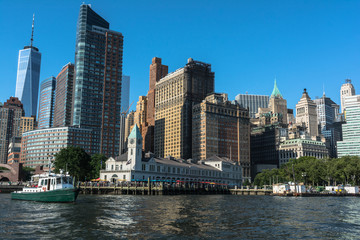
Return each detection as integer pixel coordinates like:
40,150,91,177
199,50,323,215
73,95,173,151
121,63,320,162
0,0,359,113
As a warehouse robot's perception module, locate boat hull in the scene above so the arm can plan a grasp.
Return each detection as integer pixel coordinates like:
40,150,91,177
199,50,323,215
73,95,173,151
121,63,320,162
11,188,79,203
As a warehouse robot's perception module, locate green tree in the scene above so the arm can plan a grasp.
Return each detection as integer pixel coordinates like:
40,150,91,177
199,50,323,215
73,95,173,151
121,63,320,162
54,146,91,181
22,167,35,181
90,153,107,179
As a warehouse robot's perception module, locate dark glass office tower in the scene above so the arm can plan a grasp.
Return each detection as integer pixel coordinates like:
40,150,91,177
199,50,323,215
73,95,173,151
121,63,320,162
73,4,123,156
53,63,75,127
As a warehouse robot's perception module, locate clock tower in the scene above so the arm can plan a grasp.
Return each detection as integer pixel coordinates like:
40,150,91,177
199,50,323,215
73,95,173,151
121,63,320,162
127,124,143,170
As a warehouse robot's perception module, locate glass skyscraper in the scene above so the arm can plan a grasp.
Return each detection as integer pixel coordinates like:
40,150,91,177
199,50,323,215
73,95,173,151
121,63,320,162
314,94,342,158
121,75,130,112
337,96,360,157
15,46,41,117
73,4,124,157
234,94,269,118
37,77,56,129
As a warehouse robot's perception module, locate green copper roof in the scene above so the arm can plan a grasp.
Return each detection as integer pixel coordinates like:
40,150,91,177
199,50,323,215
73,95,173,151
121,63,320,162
128,124,143,140
271,79,283,98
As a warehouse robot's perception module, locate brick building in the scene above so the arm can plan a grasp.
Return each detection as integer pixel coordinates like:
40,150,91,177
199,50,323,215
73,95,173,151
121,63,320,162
192,93,251,182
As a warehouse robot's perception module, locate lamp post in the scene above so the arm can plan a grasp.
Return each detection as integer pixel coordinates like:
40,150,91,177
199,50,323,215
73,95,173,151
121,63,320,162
302,172,307,185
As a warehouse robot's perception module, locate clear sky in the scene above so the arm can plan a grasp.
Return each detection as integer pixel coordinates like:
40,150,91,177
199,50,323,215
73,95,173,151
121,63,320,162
0,0,359,112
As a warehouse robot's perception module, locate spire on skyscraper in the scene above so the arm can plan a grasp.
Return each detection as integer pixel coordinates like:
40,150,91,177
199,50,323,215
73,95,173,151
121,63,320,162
30,14,35,47
270,78,283,98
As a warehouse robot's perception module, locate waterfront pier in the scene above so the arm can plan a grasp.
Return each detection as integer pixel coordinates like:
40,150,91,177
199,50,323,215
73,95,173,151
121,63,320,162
79,181,231,195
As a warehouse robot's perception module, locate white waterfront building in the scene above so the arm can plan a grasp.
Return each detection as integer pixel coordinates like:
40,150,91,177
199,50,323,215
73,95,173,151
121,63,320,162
100,125,242,186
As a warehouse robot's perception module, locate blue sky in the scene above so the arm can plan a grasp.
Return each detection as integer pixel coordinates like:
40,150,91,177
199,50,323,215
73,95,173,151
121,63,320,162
0,0,359,111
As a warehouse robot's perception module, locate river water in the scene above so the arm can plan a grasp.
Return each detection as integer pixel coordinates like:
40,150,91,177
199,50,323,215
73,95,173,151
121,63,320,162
1,194,359,239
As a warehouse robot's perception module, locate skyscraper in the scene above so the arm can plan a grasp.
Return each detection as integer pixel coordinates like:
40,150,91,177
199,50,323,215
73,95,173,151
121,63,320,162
268,79,288,125
340,79,355,113
234,94,269,118
121,75,130,112
314,94,342,158
141,57,168,153
72,4,124,156
15,15,41,117
0,97,24,163
296,89,319,138
37,77,56,129
192,93,250,182
154,58,214,159
53,63,75,127
337,95,360,157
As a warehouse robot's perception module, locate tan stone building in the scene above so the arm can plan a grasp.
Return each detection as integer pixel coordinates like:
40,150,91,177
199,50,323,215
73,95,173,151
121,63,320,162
154,58,214,159
192,93,251,182
279,139,328,166
124,111,135,143
133,96,148,132
340,79,355,113
268,79,287,125
295,89,319,138
20,116,36,134
256,79,288,126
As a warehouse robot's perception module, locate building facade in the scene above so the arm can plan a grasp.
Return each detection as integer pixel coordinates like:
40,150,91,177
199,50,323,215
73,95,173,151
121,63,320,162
250,123,287,178
279,139,328,166
118,113,126,155
340,79,355,113
53,63,75,127
268,79,288,125
20,116,36,135
121,75,130,113
124,111,135,144
234,94,269,119
133,96,148,135
154,58,214,159
15,17,41,117
314,94,342,158
72,4,124,157
192,93,251,182
7,137,22,164
296,89,319,138
142,57,169,153
100,125,242,185
21,126,96,168
0,98,24,163
337,95,360,157
38,77,56,129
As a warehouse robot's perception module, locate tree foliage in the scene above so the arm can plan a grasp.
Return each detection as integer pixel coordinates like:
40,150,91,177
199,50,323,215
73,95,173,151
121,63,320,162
254,156,360,187
89,153,107,179
54,146,92,181
22,167,35,181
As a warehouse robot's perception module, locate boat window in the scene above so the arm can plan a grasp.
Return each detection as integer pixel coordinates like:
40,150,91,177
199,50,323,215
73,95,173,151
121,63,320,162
57,178,61,184
63,178,68,184
44,179,48,185
41,180,44,186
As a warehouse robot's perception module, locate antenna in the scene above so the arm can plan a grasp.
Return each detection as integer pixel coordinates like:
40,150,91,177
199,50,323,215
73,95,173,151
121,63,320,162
30,14,35,47
323,83,325,96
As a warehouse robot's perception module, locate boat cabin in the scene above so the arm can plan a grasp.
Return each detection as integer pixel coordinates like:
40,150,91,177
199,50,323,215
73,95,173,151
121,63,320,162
23,173,74,193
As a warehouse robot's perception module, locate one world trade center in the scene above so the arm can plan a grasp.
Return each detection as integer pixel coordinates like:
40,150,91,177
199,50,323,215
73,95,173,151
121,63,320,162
15,15,41,117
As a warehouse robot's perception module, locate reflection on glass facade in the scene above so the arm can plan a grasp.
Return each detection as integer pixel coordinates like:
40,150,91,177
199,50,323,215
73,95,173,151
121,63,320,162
38,77,56,129
73,4,124,157
15,47,41,117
